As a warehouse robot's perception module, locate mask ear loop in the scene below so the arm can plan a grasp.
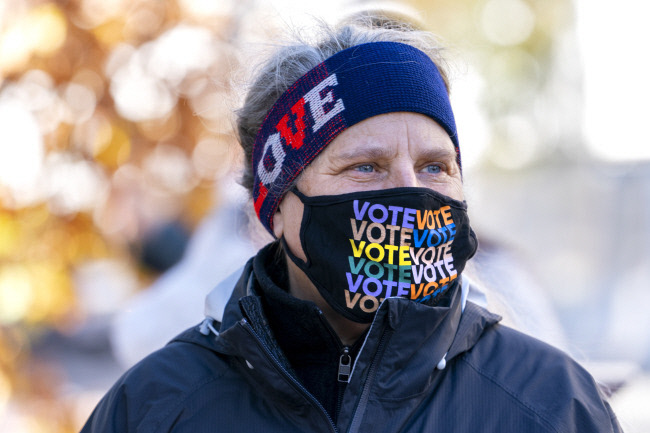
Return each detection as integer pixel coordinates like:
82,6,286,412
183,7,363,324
287,184,309,202
279,235,310,268
277,184,312,268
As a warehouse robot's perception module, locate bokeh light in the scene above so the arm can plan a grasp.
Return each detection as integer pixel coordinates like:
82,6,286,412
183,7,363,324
0,100,44,205
0,265,33,324
0,3,68,75
576,0,650,161
480,0,536,46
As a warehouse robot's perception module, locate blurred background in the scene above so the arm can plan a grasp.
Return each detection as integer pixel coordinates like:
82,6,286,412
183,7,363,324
0,0,649,431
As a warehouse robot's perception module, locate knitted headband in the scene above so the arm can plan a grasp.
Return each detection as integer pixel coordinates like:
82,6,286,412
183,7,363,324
252,41,459,235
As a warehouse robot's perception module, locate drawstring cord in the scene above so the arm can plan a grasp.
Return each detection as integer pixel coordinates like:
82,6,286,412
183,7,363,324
199,317,219,337
436,352,448,370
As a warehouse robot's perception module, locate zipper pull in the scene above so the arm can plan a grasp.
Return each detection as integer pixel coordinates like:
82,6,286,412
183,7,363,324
338,346,351,383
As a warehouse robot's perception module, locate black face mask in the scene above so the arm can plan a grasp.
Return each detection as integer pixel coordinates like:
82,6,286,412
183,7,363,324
281,187,479,323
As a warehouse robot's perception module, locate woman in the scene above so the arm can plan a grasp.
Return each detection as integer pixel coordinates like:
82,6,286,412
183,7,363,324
81,15,622,433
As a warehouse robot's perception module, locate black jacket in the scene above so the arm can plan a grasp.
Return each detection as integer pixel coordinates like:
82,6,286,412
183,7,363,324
82,256,622,432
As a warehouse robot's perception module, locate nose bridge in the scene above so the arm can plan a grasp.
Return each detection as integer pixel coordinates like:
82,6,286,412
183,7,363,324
389,157,419,188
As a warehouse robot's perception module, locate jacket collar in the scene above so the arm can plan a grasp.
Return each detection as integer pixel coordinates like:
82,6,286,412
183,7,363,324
185,246,501,414
208,252,500,363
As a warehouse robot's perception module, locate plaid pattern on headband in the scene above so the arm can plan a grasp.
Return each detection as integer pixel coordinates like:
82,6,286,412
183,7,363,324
252,41,459,235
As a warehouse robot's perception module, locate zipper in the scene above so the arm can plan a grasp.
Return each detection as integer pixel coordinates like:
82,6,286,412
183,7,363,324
241,319,338,433
347,328,391,433
338,346,352,383
317,310,351,422
335,346,351,423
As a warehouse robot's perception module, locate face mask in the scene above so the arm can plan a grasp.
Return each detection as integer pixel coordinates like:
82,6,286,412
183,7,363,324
281,187,478,323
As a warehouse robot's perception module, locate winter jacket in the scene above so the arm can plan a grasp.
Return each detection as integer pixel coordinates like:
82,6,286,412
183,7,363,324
81,254,622,433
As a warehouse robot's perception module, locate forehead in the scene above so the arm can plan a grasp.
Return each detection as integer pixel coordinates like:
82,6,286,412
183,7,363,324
320,112,457,161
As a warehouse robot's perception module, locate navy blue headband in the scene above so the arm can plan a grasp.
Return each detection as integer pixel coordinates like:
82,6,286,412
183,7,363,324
252,41,459,235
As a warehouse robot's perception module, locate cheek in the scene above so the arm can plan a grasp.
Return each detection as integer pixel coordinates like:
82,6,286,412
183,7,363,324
447,179,465,201
429,176,464,201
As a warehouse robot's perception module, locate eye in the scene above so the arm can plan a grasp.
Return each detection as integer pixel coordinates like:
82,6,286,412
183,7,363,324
423,164,442,174
354,164,375,173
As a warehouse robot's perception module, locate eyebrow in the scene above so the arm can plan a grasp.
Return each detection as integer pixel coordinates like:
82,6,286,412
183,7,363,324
332,144,393,161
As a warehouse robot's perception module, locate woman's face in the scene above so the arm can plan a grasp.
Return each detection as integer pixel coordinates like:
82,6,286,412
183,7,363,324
273,111,463,261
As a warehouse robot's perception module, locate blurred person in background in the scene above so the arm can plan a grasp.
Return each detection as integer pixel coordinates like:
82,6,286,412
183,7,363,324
80,13,622,433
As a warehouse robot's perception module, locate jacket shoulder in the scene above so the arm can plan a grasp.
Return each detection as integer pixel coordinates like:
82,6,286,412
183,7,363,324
81,325,234,433
459,324,622,432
